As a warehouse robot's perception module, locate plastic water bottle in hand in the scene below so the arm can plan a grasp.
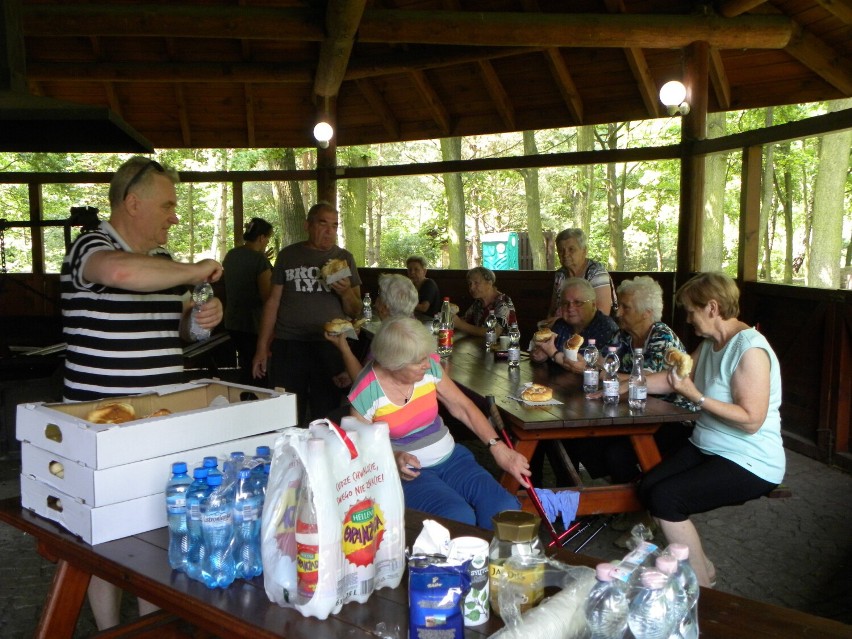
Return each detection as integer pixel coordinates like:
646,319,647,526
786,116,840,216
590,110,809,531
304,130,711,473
602,346,620,405
584,562,629,639
200,472,236,588
437,297,454,358
583,338,600,399
362,292,373,321
507,321,521,368
185,466,211,580
628,569,672,639
666,544,700,639
165,461,194,571
628,348,648,411
484,310,497,352
234,468,263,579
189,282,214,341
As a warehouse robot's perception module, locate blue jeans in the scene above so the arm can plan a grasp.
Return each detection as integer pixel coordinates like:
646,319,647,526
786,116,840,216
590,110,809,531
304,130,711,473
402,444,519,530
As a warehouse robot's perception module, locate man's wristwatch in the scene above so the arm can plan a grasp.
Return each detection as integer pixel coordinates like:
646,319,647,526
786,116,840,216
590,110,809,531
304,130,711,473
486,437,501,448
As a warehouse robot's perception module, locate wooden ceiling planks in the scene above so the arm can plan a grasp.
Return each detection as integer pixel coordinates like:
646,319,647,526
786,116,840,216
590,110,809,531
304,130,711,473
12,0,852,149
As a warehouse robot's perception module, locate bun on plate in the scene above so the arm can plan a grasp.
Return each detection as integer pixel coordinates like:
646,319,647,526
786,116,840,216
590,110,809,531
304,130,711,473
324,318,354,336
521,384,553,402
534,328,555,343
565,334,584,351
320,258,348,280
86,402,136,424
664,348,693,378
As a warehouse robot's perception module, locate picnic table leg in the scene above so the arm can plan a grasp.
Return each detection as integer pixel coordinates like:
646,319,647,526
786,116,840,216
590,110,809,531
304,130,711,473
34,556,90,639
630,432,663,472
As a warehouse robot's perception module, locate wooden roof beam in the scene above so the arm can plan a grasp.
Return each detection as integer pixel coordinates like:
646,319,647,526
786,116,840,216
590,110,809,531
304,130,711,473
409,69,450,136
174,84,192,147
355,78,400,140
477,59,515,130
23,6,793,50
244,83,256,148
815,0,852,24
542,49,583,124
718,0,768,18
314,0,366,98
357,11,793,50
26,62,313,84
604,0,660,118
785,24,852,94
709,48,732,110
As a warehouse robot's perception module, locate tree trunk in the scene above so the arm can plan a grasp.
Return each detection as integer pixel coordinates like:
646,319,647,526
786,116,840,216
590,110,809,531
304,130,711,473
577,125,595,232
269,148,306,246
808,97,852,288
602,124,624,270
759,108,775,280
701,112,727,270
440,137,467,268
521,131,545,270
215,180,228,262
187,183,196,261
341,148,368,265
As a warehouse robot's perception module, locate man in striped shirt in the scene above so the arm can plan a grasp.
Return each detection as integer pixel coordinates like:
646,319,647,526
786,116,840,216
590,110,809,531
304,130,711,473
60,156,224,629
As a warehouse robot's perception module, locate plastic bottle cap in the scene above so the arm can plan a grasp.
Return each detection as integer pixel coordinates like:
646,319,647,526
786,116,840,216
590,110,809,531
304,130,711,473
207,473,223,486
256,446,270,456
655,555,678,576
172,462,188,474
640,569,668,589
667,543,689,561
193,467,209,480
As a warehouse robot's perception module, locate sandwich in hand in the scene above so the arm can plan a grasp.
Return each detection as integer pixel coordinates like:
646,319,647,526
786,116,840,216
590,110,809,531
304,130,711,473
320,258,350,283
664,347,693,378
324,318,354,336
521,384,553,403
86,402,136,424
533,327,555,343
563,333,584,361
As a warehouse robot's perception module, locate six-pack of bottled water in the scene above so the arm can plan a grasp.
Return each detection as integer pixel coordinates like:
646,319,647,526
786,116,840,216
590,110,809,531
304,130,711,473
165,446,272,589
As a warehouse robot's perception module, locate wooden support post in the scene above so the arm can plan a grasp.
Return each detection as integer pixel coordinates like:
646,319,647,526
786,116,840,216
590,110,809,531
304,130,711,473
315,99,338,207
29,183,45,275
738,145,762,281
232,180,244,245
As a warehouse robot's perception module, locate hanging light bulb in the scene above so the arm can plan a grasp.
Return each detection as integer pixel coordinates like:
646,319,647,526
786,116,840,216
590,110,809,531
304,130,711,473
659,81,690,116
313,121,333,149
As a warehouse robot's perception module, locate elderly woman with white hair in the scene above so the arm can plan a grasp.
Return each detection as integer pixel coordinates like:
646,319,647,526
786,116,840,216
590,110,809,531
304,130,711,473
348,316,530,529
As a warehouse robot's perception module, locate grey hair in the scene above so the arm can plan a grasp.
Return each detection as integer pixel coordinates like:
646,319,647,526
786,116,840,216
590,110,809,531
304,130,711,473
378,273,418,318
371,317,435,371
109,156,178,209
617,276,664,322
466,266,496,284
561,277,595,301
406,255,427,268
555,228,587,250
306,201,337,223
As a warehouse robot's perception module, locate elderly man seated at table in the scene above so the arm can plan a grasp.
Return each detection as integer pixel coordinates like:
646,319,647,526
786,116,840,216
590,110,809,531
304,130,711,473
348,316,530,529
531,277,617,368
452,266,517,338
640,271,785,587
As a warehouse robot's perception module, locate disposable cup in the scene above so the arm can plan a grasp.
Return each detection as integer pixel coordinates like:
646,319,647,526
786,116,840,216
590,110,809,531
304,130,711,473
447,536,490,626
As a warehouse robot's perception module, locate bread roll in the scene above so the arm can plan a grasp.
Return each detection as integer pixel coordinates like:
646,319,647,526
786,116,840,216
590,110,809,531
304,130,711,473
534,328,555,343
324,318,354,336
320,258,348,280
86,402,136,424
144,408,172,419
565,334,584,351
521,384,553,402
664,348,693,378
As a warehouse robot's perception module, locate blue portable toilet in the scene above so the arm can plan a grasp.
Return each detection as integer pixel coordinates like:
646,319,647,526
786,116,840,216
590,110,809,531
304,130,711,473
481,232,519,270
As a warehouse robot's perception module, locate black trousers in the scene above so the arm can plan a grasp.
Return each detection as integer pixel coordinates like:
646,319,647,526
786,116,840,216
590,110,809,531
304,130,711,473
270,338,346,426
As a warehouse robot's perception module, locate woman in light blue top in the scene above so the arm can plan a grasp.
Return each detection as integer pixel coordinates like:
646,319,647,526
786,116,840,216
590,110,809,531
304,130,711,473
639,272,785,588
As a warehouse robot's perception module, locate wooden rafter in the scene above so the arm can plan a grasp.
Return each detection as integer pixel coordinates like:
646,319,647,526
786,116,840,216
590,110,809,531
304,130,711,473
355,78,400,140
815,0,852,24
244,83,255,148
174,84,191,147
786,23,852,94
409,69,450,137
718,0,768,18
104,82,122,117
709,48,732,110
313,0,366,98
477,59,514,130
22,6,794,51
542,48,583,125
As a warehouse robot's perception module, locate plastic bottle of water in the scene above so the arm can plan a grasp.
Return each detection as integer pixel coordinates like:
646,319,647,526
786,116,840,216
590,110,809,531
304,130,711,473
189,282,214,341
656,555,687,638
255,445,271,464
362,292,373,321
507,321,521,369
628,569,672,639
628,348,648,412
223,450,245,483
583,338,600,399
484,310,497,352
200,472,236,588
584,562,629,639
234,467,263,579
165,461,194,571
667,544,700,639
185,466,210,580
602,346,621,405
203,456,219,471
437,298,454,358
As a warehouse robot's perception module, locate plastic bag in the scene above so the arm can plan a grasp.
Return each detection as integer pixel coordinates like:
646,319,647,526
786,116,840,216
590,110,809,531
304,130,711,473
260,417,405,619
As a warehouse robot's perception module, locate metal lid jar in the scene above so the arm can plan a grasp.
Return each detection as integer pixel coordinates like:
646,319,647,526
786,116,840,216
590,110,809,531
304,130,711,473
488,510,544,616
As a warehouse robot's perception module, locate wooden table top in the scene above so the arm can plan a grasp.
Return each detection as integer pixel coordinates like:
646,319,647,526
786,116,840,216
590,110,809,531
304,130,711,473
1,497,850,638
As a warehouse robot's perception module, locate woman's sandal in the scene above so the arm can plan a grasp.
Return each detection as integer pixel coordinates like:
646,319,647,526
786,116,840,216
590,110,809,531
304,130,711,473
706,560,717,588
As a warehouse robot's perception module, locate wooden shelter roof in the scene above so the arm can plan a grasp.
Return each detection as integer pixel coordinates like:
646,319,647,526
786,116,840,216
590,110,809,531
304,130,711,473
12,0,852,150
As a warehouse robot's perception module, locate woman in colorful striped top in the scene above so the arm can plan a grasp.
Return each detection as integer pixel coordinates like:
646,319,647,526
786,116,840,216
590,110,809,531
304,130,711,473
348,317,530,529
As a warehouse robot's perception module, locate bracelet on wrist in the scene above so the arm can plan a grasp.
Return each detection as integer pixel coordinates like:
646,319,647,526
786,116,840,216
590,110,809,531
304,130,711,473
696,395,706,409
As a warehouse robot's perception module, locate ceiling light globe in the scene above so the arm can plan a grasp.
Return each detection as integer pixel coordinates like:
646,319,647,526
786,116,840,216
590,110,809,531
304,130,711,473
313,121,333,144
659,81,687,108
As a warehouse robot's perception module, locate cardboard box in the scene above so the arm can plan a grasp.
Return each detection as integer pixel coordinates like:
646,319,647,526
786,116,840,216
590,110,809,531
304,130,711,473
16,379,296,469
21,430,284,507
21,473,166,545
